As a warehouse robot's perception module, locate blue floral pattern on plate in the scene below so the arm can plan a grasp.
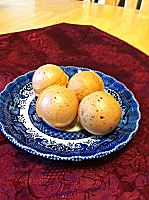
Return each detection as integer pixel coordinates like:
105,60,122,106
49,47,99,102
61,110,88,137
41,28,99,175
0,66,140,161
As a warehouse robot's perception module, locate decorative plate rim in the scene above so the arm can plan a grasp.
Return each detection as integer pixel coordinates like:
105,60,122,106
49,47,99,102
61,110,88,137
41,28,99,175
0,66,141,161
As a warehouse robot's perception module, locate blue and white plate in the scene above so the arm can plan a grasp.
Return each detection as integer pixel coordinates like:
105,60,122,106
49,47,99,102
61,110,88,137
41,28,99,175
0,66,140,161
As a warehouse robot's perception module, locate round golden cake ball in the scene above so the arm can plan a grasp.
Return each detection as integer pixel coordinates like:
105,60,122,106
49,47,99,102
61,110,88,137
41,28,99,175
36,85,79,128
32,64,68,96
78,91,122,135
67,71,104,101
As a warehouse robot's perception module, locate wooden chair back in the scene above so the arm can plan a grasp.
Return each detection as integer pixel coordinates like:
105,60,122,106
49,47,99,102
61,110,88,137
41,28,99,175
83,0,149,13
140,0,149,13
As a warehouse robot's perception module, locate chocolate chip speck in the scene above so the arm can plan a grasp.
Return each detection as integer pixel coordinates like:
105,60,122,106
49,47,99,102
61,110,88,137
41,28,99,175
100,116,104,119
81,111,84,115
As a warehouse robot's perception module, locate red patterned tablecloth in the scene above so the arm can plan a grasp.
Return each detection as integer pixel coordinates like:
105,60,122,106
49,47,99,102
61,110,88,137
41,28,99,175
0,23,149,200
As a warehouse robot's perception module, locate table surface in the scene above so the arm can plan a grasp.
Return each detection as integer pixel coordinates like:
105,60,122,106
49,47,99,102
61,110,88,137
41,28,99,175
0,0,149,55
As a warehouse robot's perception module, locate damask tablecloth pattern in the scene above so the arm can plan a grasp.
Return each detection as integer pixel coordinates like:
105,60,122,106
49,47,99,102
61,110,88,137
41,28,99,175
0,23,149,200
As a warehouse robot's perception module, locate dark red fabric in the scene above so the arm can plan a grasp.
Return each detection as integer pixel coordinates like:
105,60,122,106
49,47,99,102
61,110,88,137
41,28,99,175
0,23,149,200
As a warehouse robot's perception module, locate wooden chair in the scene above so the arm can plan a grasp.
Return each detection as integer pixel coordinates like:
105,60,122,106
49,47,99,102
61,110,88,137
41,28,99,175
87,0,148,12
82,0,148,14
140,0,149,13
90,0,119,5
118,0,149,13
124,0,139,9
